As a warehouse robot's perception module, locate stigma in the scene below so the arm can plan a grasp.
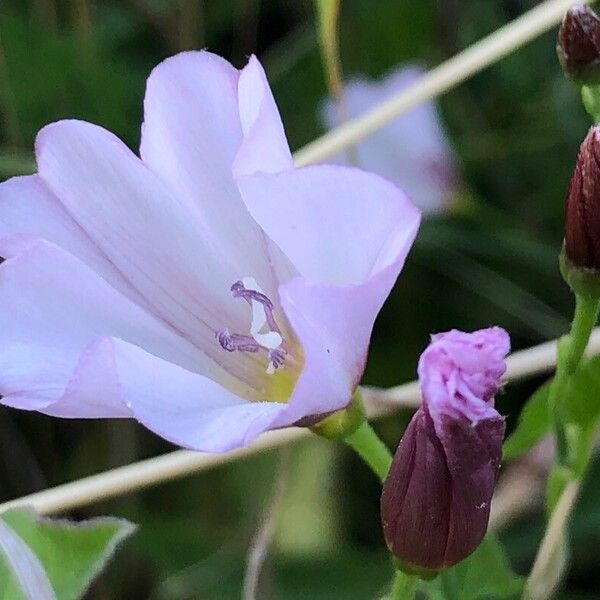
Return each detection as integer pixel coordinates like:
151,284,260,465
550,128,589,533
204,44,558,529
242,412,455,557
216,277,287,374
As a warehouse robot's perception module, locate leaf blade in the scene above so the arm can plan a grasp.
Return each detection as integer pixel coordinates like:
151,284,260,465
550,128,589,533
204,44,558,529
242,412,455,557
0,509,135,600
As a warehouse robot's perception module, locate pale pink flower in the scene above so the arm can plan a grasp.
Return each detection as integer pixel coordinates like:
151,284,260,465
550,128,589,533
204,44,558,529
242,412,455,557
321,65,458,214
0,52,420,451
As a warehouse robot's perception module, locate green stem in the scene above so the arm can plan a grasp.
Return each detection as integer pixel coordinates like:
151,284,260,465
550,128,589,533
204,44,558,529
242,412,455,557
383,570,417,600
548,293,600,469
344,421,392,482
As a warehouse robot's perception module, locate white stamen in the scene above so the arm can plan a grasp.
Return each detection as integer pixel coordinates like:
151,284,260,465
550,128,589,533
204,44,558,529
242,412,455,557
243,277,269,337
219,276,287,375
242,277,283,357
254,331,283,350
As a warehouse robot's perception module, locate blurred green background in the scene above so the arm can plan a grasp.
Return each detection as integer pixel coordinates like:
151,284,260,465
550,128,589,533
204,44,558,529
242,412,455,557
0,0,598,598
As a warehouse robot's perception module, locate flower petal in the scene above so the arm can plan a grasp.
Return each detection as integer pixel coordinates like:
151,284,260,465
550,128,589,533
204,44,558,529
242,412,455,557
438,412,504,567
419,327,510,425
0,238,222,414
267,252,413,427
381,408,452,571
0,175,148,306
111,339,286,452
0,237,288,445
140,51,294,297
266,280,354,427
19,331,286,451
233,55,293,177
237,165,420,285
35,119,271,386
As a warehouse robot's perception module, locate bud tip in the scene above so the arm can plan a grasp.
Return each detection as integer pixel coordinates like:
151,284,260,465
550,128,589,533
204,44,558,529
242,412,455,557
557,4,600,84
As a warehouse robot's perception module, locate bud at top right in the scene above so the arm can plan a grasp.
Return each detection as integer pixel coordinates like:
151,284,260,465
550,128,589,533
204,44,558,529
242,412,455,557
557,4,600,85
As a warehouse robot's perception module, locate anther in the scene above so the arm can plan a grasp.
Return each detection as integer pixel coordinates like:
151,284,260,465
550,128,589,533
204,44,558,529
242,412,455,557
216,329,262,353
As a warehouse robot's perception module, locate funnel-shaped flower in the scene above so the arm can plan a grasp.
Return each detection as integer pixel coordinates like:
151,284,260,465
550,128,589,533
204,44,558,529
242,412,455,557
0,52,420,452
380,328,509,574
321,65,458,214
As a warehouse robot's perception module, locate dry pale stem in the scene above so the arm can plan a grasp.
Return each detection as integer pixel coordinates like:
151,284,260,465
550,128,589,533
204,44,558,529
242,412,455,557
293,0,593,166
242,447,291,600
524,482,580,600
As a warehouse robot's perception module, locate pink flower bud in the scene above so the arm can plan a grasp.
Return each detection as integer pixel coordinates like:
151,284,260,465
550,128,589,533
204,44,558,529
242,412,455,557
380,328,509,575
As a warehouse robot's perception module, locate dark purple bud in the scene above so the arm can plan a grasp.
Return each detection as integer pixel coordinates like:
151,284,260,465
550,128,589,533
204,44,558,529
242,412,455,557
564,127,600,270
560,127,600,297
557,4,600,84
380,328,509,575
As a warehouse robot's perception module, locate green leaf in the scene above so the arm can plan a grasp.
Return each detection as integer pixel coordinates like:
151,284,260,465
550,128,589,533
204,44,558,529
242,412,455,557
503,380,551,460
503,355,600,469
418,535,523,600
0,509,135,600
559,354,600,476
0,519,55,599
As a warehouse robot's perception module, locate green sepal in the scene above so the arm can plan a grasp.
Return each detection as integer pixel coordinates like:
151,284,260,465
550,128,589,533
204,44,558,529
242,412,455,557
559,247,600,298
311,389,366,440
394,557,439,580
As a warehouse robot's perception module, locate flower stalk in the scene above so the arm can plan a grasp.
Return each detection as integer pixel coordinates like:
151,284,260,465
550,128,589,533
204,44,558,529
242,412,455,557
383,570,418,600
312,389,392,481
548,294,600,470
343,421,393,483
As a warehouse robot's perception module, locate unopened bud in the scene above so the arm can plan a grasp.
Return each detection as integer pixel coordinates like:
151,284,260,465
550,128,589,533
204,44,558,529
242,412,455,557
380,328,509,576
562,126,600,296
557,4,600,85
